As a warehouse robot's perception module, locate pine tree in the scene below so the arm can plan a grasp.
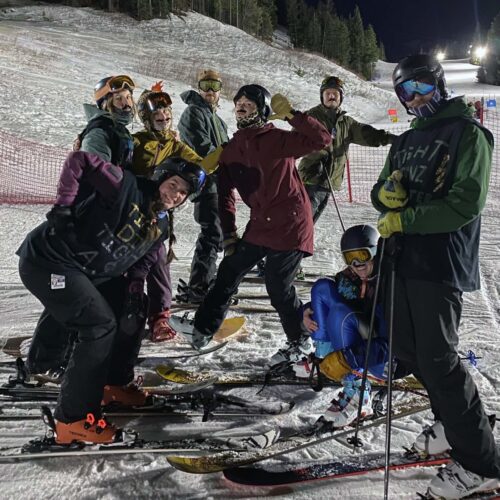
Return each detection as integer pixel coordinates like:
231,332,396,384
379,41,386,62
286,0,300,47
331,15,350,66
362,24,380,79
348,6,365,74
240,0,262,36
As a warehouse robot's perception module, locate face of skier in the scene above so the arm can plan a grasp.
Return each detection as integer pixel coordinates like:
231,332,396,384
151,107,172,131
234,96,258,120
322,88,341,109
158,175,190,209
200,87,220,106
109,89,134,112
403,90,436,109
350,260,374,280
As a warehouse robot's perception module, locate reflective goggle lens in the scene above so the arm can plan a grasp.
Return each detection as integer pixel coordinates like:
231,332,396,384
199,80,222,92
146,93,172,112
395,79,436,102
95,75,135,102
342,248,373,266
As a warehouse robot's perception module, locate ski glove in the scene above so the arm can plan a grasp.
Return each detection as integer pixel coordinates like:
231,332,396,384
268,94,294,121
46,205,76,238
223,231,240,257
378,170,408,209
120,279,148,336
200,144,225,175
377,211,403,238
319,350,352,382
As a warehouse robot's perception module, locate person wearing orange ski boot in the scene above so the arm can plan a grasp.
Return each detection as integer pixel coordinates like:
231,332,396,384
170,86,331,366
372,54,500,499
17,152,205,444
130,82,202,342
296,225,389,428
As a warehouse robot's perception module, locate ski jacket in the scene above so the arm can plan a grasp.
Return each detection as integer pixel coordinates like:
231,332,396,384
131,129,201,177
217,112,331,255
80,104,134,168
177,91,229,157
17,151,169,279
371,97,493,292
298,104,396,190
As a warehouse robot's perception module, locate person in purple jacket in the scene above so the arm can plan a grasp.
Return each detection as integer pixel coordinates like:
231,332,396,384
16,152,205,445
170,85,331,367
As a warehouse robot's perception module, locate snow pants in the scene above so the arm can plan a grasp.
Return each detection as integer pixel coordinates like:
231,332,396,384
146,243,172,314
195,240,307,341
188,177,223,292
305,184,330,224
19,258,143,423
388,275,500,478
310,278,388,378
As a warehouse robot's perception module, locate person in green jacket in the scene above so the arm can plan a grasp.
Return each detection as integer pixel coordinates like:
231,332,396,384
371,54,499,499
298,76,396,223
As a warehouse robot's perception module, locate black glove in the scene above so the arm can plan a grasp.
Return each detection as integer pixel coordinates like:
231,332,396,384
120,280,148,336
46,205,75,236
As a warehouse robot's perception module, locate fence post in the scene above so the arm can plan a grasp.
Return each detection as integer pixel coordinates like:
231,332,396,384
346,158,353,203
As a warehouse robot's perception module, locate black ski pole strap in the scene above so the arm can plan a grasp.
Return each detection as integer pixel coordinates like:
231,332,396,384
258,362,292,395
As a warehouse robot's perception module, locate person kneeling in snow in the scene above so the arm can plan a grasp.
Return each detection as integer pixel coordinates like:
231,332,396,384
296,225,389,428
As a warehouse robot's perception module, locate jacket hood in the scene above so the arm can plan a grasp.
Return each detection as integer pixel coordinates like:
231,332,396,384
83,103,111,121
411,97,474,130
180,90,211,109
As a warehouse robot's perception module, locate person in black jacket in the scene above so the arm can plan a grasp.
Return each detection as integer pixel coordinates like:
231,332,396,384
177,69,229,303
17,152,205,445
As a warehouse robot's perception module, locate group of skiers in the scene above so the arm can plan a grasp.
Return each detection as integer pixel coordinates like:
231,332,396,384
15,54,499,498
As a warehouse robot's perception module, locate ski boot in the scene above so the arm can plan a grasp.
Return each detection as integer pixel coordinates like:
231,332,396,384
148,310,177,342
410,420,450,457
268,335,314,368
102,382,149,407
55,413,120,445
167,313,212,349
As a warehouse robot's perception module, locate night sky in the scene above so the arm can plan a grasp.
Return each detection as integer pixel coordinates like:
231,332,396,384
279,0,499,62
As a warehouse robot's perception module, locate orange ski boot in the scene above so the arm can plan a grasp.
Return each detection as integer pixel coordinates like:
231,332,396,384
102,383,149,407
55,413,120,444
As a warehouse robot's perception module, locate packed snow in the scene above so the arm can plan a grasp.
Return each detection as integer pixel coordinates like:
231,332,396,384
0,5,499,500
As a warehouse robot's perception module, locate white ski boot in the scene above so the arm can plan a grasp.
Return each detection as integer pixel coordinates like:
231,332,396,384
167,314,212,349
427,460,499,499
267,336,314,368
411,420,450,456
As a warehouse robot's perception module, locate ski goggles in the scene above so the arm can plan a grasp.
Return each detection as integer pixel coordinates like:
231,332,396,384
199,79,222,92
95,75,135,102
144,93,172,112
395,78,436,102
342,248,374,267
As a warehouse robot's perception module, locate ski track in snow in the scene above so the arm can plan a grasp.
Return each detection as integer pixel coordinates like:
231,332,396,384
0,4,499,500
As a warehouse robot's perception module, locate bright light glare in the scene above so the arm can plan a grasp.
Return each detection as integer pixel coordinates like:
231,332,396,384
436,51,446,62
474,46,488,59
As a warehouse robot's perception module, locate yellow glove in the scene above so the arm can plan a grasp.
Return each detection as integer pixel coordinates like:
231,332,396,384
200,145,224,175
378,170,408,209
222,231,240,257
268,94,294,121
319,350,352,382
377,211,403,238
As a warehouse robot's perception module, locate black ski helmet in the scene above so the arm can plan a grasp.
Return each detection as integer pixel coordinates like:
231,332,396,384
392,54,448,100
233,84,272,121
320,76,344,105
151,157,206,196
340,224,379,262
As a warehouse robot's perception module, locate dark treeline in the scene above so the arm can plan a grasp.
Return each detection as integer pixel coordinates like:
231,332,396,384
57,0,385,80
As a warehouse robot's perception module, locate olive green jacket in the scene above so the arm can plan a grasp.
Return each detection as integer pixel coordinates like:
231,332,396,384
298,104,396,190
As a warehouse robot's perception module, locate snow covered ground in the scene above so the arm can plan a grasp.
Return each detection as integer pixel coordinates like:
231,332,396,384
0,5,499,499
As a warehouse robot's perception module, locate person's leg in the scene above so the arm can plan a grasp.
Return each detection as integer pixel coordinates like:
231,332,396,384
305,184,330,224
189,180,223,293
264,249,307,342
146,244,172,314
19,259,117,423
394,277,499,478
194,241,263,336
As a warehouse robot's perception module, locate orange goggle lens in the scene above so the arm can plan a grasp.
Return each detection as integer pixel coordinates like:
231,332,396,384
342,248,373,266
95,75,135,102
199,79,222,92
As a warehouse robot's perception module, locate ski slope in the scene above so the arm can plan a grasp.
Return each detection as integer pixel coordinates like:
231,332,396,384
0,5,499,499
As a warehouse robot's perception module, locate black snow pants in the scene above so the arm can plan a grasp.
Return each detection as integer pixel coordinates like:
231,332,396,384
19,258,143,423
194,240,308,342
305,184,330,224
188,176,223,292
387,274,500,479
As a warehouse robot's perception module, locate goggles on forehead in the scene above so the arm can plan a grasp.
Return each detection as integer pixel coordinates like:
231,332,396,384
322,76,344,87
199,79,222,92
342,248,374,267
395,78,436,102
145,93,172,112
95,75,135,102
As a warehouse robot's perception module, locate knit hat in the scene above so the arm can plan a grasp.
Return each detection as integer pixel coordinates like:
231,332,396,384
197,69,222,82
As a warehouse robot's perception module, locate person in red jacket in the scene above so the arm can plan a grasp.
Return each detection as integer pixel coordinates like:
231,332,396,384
170,85,331,366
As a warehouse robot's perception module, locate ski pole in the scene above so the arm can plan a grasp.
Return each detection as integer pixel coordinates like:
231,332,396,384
324,171,346,232
348,238,386,448
383,254,396,500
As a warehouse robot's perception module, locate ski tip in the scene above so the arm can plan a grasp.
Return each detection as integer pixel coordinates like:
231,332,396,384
166,454,227,474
